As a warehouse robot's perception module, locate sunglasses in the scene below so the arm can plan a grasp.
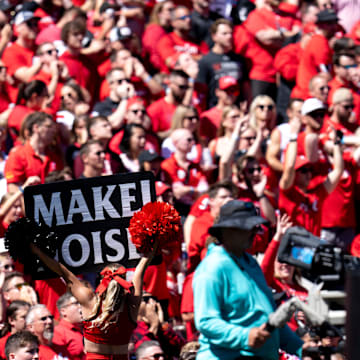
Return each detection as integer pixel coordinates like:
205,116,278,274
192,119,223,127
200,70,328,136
6,282,30,291
95,150,105,156
309,111,325,118
177,84,189,90
39,315,54,322
240,136,256,141
341,64,357,69
2,264,14,270
26,20,38,29
319,85,330,92
42,49,58,56
246,166,261,174
61,93,74,100
184,116,198,121
112,78,130,85
131,109,146,115
257,104,274,111
341,104,355,110
151,353,165,359
0,66,7,72
186,137,194,142
176,14,190,20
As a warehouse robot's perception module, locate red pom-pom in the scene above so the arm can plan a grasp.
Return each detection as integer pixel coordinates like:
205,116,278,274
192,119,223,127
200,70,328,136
129,201,182,254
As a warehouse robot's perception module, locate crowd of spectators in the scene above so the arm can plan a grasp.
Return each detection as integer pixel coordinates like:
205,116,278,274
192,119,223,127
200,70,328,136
0,0,358,358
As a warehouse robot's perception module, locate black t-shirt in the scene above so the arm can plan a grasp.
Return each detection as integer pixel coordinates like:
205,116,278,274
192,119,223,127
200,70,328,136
196,50,248,107
189,10,220,48
92,97,119,117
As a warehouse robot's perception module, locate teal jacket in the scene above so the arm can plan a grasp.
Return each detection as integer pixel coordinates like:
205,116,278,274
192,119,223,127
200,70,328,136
193,244,303,360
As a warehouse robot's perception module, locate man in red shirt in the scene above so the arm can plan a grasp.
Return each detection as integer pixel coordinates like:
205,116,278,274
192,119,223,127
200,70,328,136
308,74,330,104
188,181,236,273
52,293,85,360
147,70,190,138
279,115,344,236
4,331,39,360
59,18,96,98
4,112,63,193
157,6,209,72
2,11,41,102
293,9,338,99
25,305,60,360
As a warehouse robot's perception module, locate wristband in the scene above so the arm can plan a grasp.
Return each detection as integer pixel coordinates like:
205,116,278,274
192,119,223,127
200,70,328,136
121,97,129,101
289,134,298,142
258,194,266,200
231,133,240,141
188,78,195,85
19,186,24,194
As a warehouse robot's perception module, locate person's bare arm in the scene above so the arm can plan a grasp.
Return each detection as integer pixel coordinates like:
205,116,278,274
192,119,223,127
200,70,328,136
30,244,96,310
266,128,283,172
14,58,43,83
304,133,320,163
0,25,12,58
183,214,196,250
323,139,344,194
218,115,249,181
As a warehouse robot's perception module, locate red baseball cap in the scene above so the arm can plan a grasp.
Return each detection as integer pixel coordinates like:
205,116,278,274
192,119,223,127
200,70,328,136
218,76,238,90
294,155,311,170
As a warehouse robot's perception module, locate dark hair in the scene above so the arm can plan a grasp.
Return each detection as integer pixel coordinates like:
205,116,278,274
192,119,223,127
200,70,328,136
4,272,24,292
169,69,189,81
1,300,30,337
61,81,85,110
208,180,238,199
235,154,257,174
5,331,39,359
333,52,355,66
16,80,47,105
106,67,125,81
45,167,73,183
79,139,103,158
355,45,360,57
119,123,145,154
21,112,53,137
136,340,161,360
210,18,233,35
87,116,109,138
333,37,355,55
61,18,86,44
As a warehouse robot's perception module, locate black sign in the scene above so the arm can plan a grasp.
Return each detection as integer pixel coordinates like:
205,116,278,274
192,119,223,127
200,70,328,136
24,172,156,277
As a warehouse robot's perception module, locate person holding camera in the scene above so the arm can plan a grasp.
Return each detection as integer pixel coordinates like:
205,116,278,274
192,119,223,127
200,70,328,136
193,200,303,359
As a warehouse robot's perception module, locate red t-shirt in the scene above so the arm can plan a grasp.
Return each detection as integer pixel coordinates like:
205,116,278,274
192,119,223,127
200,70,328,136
142,23,167,71
39,344,59,360
199,106,222,142
293,34,333,99
52,319,86,360
5,142,64,184
147,98,177,133
59,51,96,97
7,105,34,143
0,333,10,360
2,42,35,102
321,154,356,229
188,211,213,273
274,42,302,81
161,154,207,187
243,8,300,83
157,32,209,72
188,194,210,217
180,272,197,341
279,182,328,236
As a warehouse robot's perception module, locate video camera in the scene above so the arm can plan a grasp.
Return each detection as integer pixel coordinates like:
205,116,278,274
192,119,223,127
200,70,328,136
277,226,360,287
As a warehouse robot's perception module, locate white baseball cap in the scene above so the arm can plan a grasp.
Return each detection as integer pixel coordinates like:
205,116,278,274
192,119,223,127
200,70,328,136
301,98,326,116
14,11,39,26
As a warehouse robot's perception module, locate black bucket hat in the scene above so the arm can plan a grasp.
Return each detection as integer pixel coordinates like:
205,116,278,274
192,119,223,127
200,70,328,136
209,200,267,237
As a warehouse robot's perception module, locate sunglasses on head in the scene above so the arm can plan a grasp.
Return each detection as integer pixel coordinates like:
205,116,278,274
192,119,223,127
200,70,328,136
257,104,274,111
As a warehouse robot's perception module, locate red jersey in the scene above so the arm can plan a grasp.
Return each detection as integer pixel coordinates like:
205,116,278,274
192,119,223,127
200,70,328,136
5,142,64,185
188,194,210,217
294,34,333,99
39,344,59,360
147,98,177,133
7,105,34,143
279,183,328,236
0,333,10,360
161,154,207,187
157,32,209,72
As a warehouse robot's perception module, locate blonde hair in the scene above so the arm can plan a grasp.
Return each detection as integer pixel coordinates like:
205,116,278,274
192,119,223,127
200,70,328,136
149,0,173,25
249,95,276,131
86,264,127,331
171,105,199,141
218,105,240,137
